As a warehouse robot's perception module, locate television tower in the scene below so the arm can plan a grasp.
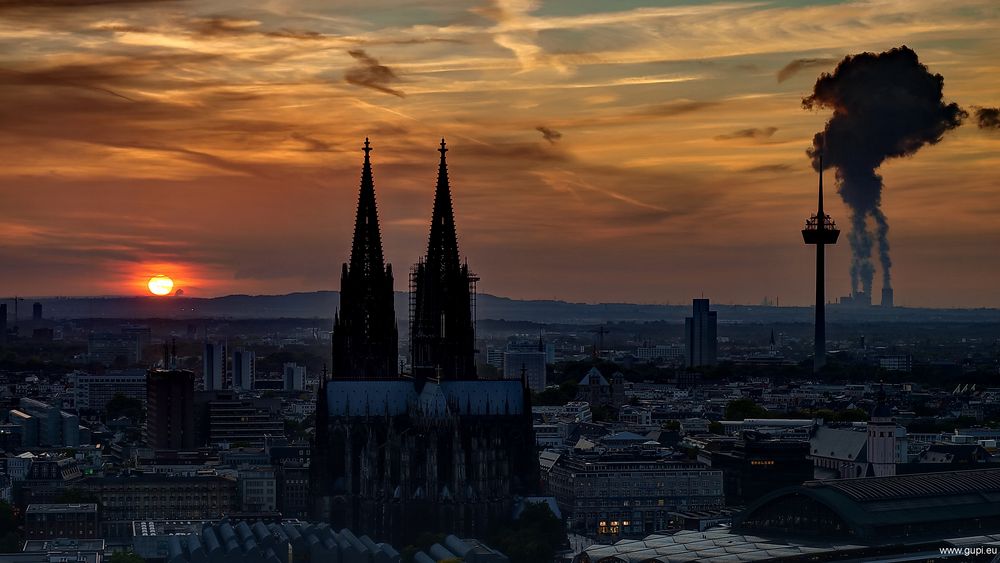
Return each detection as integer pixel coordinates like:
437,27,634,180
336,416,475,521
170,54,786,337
802,154,839,372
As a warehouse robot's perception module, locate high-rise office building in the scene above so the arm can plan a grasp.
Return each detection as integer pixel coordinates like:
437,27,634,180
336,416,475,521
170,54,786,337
32,302,42,322
71,370,147,411
503,339,547,392
231,348,255,391
685,298,718,367
283,362,305,391
145,368,195,450
87,333,141,366
202,341,227,391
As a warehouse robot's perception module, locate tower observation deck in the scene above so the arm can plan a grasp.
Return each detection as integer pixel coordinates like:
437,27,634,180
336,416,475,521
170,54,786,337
802,154,840,372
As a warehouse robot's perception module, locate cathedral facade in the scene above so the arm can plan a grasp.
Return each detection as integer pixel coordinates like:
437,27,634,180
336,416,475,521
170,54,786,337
310,139,539,544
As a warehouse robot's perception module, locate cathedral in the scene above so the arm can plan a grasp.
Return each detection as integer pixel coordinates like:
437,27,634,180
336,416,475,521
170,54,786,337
310,139,539,544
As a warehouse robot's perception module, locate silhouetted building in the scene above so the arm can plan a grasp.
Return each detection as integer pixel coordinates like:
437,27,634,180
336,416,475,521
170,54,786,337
87,332,141,366
203,341,227,391
0,303,6,345
12,398,82,447
145,368,196,450
283,362,305,391
83,474,237,538
410,139,478,381
734,468,1000,541
194,391,283,447
231,347,255,391
699,433,812,505
331,138,398,381
838,291,871,306
577,368,625,409
25,504,98,540
310,139,538,545
881,286,894,308
71,370,146,411
684,299,717,367
878,354,911,372
276,461,310,519
503,339,546,392
32,302,42,322
545,450,723,540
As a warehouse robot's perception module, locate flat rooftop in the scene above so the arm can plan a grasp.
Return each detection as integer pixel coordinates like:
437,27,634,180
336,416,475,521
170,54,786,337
25,503,98,514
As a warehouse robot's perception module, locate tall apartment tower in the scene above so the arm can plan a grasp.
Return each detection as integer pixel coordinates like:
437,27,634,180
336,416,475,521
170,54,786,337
145,368,196,450
231,348,255,391
685,298,718,367
203,341,227,390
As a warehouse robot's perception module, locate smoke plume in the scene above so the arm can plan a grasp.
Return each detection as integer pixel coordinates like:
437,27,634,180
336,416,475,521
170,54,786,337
974,107,1000,130
803,46,965,297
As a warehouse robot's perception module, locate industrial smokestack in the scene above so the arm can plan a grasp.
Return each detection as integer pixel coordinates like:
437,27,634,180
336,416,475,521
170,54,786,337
881,286,894,308
804,46,965,298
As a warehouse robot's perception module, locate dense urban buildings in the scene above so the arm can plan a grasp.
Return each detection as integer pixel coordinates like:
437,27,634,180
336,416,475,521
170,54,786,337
24,504,98,540
0,152,997,563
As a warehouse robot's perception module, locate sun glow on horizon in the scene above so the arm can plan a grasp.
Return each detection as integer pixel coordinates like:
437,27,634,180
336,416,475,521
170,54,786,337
147,275,174,296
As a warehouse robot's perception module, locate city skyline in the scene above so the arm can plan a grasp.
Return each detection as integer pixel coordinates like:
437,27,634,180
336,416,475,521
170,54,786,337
1,1,998,306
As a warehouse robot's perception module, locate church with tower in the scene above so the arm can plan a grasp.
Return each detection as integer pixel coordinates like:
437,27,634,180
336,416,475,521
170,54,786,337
309,139,539,544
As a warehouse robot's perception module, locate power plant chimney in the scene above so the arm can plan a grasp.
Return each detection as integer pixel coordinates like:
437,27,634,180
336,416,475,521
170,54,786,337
802,153,840,372
881,286,894,308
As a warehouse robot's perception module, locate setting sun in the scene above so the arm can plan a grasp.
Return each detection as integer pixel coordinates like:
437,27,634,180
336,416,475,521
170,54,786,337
147,275,174,296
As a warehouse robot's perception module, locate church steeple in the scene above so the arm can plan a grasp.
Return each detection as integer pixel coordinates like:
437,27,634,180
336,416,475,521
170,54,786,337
410,139,477,381
331,138,398,379
349,138,386,278
427,139,461,272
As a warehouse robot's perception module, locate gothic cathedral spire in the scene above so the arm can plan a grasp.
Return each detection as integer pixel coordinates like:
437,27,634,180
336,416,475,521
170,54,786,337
410,139,477,380
331,138,398,379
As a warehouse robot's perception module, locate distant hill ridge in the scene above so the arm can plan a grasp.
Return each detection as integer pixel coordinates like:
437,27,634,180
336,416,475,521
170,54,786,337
11,292,999,323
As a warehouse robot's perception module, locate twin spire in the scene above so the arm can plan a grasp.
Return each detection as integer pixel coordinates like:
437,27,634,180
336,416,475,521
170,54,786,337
349,138,386,280
332,137,476,382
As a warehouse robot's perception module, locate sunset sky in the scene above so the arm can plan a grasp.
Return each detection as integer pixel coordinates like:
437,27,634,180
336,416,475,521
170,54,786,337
1,0,998,306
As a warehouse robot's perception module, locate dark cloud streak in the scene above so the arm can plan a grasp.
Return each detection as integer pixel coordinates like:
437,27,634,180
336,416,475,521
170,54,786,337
777,57,839,83
344,49,405,97
715,126,777,141
535,126,562,144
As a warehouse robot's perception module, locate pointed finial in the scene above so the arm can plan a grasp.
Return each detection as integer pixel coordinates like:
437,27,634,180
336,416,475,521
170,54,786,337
439,138,447,155
363,137,372,155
